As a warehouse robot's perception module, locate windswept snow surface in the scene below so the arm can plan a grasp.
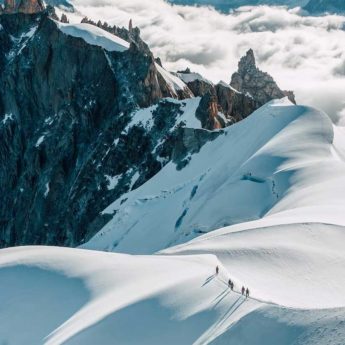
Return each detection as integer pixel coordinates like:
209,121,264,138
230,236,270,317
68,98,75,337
55,22,129,52
2,245,345,345
85,98,345,254
0,246,259,345
163,222,345,309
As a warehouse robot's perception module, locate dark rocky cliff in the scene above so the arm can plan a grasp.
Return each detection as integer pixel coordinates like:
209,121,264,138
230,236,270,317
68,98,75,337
0,12,195,247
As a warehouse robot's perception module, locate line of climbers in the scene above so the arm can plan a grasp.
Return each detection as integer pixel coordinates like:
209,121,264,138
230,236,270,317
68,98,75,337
216,266,250,298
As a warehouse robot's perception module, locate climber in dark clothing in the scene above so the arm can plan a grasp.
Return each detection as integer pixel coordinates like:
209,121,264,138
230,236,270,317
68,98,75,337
241,286,245,295
246,288,250,298
228,279,235,290
216,266,219,275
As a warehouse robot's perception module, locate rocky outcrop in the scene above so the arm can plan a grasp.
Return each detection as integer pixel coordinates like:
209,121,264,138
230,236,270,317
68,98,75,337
3,0,44,13
176,69,214,97
196,91,226,130
215,81,259,123
171,127,222,170
230,49,295,106
194,81,258,129
178,50,293,130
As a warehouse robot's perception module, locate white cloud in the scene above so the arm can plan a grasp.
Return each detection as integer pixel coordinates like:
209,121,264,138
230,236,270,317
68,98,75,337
66,0,345,120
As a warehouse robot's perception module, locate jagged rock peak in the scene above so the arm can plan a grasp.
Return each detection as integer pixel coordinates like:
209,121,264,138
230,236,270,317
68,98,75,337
231,49,296,106
3,0,44,14
238,48,256,73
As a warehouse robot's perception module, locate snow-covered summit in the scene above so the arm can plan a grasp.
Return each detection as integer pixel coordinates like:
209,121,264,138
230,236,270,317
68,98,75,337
55,22,130,52
177,71,213,85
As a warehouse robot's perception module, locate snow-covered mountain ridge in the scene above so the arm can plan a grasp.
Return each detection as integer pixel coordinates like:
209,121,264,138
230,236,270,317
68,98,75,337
84,99,345,254
1,5,345,345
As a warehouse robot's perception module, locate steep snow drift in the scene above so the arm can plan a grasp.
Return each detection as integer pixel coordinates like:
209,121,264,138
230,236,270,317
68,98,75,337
55,22,130,52
163,222,345,309
2,246,345,345
84,98,345,254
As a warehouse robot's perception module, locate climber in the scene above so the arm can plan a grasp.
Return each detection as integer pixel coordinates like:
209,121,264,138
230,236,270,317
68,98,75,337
228,279,232,288
216,266,219,275
246,288,250,298
241,286,245,295
231,282,234,291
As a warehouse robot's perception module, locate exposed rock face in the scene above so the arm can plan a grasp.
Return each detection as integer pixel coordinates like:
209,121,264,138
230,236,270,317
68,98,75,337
3,0,44,13
230,49,296,106
60,13,68,23
178,51,293,129
196,91,226,130
194,82,259,129
184,79,213,98
0,12,193,248
176,70,214,97
171,127,222,170
215,82,259,123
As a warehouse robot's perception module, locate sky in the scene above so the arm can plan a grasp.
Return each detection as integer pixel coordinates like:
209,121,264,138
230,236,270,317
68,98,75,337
65,0,345,121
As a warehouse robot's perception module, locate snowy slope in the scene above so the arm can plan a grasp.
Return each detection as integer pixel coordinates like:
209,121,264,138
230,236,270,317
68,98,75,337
2,244,345,345
55,22,130,52
84,98,345,254
163,222,345,309
0,246,259,345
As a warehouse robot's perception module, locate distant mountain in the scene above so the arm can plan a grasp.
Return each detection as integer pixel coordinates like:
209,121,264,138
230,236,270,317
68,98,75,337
168,0,309,11
304,0,345,14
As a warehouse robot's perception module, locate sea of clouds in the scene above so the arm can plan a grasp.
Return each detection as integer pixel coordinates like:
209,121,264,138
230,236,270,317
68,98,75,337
66,0,345,120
